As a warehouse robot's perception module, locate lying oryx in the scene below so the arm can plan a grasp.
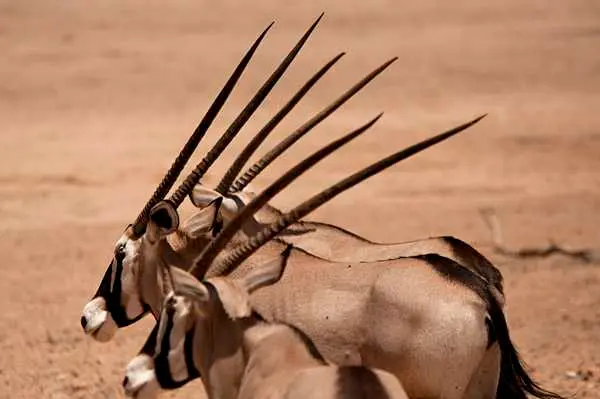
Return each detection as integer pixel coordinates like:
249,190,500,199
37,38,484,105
123,245,409,399
107,112,559,399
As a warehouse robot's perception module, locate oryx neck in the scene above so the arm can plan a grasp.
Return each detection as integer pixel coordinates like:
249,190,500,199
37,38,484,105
193,282,250,399
243,322,327,372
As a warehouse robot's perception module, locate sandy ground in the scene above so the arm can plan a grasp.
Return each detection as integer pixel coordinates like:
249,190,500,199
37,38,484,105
1,1,599,398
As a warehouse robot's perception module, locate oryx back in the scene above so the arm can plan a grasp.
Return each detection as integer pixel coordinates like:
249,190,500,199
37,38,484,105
230,245,492,399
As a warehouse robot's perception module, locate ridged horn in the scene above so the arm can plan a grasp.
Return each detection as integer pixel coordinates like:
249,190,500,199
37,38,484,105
127,22,273,239
209,114,487,277
167,13,325,208
188,114,383,277
229,57,398,194
212,52,346,196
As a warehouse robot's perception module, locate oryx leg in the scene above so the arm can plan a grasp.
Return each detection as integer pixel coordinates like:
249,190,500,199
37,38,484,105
360,266,492,399
463,342,501,399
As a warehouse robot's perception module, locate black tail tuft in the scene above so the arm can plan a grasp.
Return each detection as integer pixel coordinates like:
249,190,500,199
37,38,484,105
490,299,564,399
418,253,564,399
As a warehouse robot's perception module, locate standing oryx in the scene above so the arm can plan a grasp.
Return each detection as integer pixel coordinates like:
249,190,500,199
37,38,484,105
123,245,410,399
80,14,561,399
104,113,559,399
188,185,505,306
81,14,401,342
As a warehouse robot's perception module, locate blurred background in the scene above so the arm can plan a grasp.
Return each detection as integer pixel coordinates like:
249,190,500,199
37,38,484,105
0,1,599,397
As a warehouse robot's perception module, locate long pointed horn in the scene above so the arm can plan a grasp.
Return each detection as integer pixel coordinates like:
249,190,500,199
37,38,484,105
167,13,325,208
127,22,273,239
188,114,383,277
229,57,398,194
209,114,487,277
212,52,346,196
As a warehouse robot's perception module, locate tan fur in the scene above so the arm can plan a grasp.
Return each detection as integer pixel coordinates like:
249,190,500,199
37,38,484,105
229,246,492,399
118,204,500,399
191,186,505,307
135,263,408,399
238,324,408,399
90,198,503,399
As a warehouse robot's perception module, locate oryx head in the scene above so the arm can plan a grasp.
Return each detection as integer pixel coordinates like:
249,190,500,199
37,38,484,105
119,109,485,397
122,244,292,399
118,108,485,397
80,18,277,341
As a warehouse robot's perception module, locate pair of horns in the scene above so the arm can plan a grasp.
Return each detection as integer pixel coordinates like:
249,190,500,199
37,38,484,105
188,115,486,278
129,14,324,238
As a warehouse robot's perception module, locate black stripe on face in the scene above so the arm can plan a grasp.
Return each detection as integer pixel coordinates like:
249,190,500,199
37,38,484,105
154,301,201,389
184,327,200,380
140,323,160,356
97,248,149,328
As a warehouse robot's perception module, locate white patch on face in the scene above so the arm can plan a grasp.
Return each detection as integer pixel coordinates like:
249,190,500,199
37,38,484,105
82,297,117,342
118,237,146,320
123,354,160,399
155,294,193,383
168,296,192,382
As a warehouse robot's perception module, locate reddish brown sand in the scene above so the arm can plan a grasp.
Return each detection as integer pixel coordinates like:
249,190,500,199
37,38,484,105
1,1,599,398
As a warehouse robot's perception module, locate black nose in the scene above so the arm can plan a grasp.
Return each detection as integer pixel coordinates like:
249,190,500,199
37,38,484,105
122,376,129,388
80,316,88,330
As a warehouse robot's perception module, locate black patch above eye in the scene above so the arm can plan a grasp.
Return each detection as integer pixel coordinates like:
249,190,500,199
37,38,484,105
151,208,175,230
211,219,223,237
166,296,177,308
115,244,126,261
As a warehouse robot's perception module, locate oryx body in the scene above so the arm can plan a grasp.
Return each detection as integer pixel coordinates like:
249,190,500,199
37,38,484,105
81,15,559,399
192,186,505,305
123,247,407,399
107,201,542,399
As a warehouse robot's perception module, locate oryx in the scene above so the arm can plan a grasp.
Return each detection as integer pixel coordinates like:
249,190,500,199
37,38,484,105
123,245,409,399
81,14,403,341
80,15,560,399
107,113,558,399
188,184,504,305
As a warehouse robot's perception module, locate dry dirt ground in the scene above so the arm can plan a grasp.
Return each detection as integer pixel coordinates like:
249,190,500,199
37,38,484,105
1,1,599,398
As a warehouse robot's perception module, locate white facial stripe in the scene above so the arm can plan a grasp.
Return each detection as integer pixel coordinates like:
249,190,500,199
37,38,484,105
167,296,192,381
111,235,129,292
116,237,145,320
155,293,173,356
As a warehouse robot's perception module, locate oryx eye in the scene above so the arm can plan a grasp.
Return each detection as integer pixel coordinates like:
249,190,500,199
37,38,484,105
211,220,223,237
115,243,126,260
166,296,177,309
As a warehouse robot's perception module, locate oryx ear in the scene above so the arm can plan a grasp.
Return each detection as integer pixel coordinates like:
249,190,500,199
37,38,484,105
181,197,223,239
189,185,222,208
148,201,180,240
241,244,293,294
219,194,246,221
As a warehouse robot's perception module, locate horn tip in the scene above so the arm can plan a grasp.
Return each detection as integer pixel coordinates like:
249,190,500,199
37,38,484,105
309,12,325,29
472,113,488,125
367,112,384,127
